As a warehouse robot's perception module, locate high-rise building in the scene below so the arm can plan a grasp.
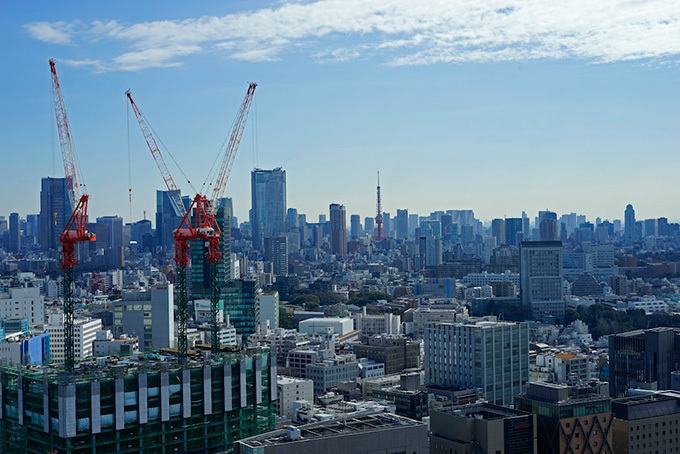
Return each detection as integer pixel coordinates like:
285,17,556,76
520,241,564,319
350,214,362,239
40,177,72,251
505,218,523,247
155,189,184,250
364,216,374,235
190,202,232,301
491,218,505,246
257,291,280,329
264,236,288,276
25,214,39,245
396,209,409,239
224,279,261,342
95,216,123,251
329,203,346,256
425,318,530,405
608,327,680,398
114,285,175,350
251,168,287,250
285,207,298,231
624,204,636,241
8,213,20,253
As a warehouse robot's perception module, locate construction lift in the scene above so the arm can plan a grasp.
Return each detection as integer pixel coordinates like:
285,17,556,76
127,83,257,360
50,59,96,373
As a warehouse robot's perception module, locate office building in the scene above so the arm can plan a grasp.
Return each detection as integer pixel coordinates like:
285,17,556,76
491,218,505,246
520,241,564,319
224,279,261,342
429,403,536,454
504,217,523,247
514,382,612,454
113,285,175,351
353,335,420,375
608,327,680,398
155,189,185,250
264,236,288,276
251,168,287,250
364,216,374,235
276,376,314,420
349,214,362,239
46,313,101,363
8,213,20,253
425,318,529,405
329,203,346,256
258,291,280,330
625,203,636,241
95,216,123,251
0,287,44,326
611,393,680,454
0,350,276,454
285,208,298,231
40,177,72,251
298,317,353,336
396,209,409,239
191,201,232,300
235,413,428,454
306,354,359,395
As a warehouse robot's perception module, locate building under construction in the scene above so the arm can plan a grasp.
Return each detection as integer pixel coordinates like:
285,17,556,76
0,348,276,453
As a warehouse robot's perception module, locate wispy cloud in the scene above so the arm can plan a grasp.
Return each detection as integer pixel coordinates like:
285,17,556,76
25,0,680,71
25,21,74,45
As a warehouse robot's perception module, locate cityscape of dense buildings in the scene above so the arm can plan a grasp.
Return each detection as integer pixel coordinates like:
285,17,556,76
6,164,680,452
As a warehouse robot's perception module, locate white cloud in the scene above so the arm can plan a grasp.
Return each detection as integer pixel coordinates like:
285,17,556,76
24,21,74,45
25,0,680,70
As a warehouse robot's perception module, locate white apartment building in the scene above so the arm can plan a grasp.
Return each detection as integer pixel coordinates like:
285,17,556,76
276,375,314,420
46,313,101,363
0,287,45,326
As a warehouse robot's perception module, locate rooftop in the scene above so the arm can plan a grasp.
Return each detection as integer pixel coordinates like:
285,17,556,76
238,413,424,448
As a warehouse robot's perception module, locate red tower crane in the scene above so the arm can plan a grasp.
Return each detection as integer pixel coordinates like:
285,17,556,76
50,59,96,373
127,83,257,359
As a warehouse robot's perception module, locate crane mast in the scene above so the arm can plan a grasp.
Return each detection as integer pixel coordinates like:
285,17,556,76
50,59,96,373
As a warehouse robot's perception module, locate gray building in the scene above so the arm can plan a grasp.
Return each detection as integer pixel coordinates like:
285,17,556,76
612,393,680,454
306,354,359,395
520,241,564,319
265,236,288,276
609,327,680,398
252,168,287,250
234,413,428,454
40,177,72,251
396,209,409,240
430,403,536,454
114,284,174,350
353,335,420,375
8,213,20,253
425,317,529,405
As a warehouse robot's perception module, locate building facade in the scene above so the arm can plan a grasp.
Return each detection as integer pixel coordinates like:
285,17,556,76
114,285,175,351
329,203,347,256
520,241,564,319
251,168,287,250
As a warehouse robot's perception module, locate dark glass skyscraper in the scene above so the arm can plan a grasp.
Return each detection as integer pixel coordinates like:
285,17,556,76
625,204,636,241
329,203,346,256
155,189,184,250
39,177,72,251
251,168,286,250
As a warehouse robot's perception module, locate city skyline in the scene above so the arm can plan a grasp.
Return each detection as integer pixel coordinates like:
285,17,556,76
2,1,680,223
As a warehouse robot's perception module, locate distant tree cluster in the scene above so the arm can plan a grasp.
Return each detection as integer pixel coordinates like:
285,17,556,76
565,303,680,339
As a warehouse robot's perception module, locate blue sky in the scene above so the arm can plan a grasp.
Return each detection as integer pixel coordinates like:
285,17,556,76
1,1,679,225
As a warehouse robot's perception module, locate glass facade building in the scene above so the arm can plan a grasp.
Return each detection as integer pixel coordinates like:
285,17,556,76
251,169,286,251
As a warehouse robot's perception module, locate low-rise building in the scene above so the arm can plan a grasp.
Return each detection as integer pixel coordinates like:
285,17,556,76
306,354,360,396
276,375,314,420
353,335,420,375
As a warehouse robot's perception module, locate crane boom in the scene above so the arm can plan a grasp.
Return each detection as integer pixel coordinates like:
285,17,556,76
50,59,80,208
126,90,187,218
209,82,257,213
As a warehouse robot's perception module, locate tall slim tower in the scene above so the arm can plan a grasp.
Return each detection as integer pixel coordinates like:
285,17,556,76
251,168,286,250
329,203,347,256
373,171,386,242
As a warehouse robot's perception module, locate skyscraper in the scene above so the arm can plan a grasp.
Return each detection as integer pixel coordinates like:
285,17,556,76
491,218,505,246
251,168,286,250
286,208,298,231
624,204,636,241
520,241,564,319
329,203,347,256
350,214,362,239
504,218,523,247
155,189,184,250
8,213,20,253
95,216,124,251
39,177,72,251
264,236,288,276
190,201,232,300
396,209,409,240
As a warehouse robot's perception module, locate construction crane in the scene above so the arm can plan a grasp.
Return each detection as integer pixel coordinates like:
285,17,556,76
128,83,257,359
50,59,96,373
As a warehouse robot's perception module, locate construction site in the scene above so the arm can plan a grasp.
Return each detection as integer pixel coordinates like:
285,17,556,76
0,62,272,453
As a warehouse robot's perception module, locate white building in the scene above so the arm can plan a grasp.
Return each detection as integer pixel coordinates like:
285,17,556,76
46,313,101,363
299,317,354,336
358,358,385,379
114,284,174,350
425,317,529,405
305,354,360,395
461,271,520,288
93,330,139,356
0,287,45,326
412,307,468,338
352,307,401,335
520,241,565,319
276,375,314,420
257,291,280,329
